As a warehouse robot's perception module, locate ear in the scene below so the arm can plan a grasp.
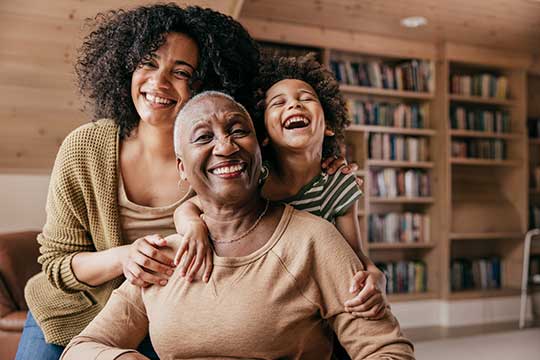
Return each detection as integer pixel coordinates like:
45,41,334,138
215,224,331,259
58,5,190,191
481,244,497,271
176,158,187,181
325,128,335,137
262,137,270,147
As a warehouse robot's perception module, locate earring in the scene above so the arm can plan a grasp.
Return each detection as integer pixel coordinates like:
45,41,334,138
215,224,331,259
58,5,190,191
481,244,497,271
258,163,270,186
262,138,270,147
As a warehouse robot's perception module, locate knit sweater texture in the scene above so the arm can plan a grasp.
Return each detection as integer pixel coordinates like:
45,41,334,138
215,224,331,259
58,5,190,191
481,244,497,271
25,119,130,346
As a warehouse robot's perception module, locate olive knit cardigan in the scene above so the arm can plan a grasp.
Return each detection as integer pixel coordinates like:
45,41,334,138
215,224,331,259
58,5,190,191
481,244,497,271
25,119,128,346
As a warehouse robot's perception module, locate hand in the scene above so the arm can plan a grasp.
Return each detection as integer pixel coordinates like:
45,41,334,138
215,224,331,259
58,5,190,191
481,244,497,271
121,234,176,288
344,268,388,320
116,352,150,360
321,156,358,175
173,219,213,283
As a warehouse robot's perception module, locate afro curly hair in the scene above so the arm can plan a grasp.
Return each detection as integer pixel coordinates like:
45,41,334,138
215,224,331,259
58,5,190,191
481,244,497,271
252,53,350,163
76,3,260,138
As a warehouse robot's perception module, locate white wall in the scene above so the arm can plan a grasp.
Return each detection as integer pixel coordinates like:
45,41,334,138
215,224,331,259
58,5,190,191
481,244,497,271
0,174,50,232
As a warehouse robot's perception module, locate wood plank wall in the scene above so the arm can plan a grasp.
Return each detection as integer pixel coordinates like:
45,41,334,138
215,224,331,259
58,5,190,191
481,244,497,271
0,0,238,173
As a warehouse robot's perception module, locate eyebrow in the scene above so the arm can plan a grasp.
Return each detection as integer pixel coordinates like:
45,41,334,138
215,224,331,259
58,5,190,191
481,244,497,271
151,54,196,71
267,88,316,104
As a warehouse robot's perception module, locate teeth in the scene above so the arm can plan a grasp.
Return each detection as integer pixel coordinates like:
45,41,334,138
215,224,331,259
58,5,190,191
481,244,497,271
212,164,244,175
284,116,309,128
145,93,174,105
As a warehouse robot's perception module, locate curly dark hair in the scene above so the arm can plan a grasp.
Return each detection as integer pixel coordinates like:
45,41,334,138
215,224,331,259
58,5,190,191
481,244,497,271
76,3,260,138
252,53,350,162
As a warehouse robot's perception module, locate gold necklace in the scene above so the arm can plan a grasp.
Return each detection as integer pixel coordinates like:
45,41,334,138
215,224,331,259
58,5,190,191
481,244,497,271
207,200,270,245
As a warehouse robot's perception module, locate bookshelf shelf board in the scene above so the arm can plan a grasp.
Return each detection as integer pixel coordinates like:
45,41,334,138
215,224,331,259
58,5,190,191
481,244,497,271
449,232,523,240
369,197,434,204
450,158,522,167
339,85,434,100
347,125,436,136
368,243,435,250
388,292,437,303
529,139,540,145
448,93,515,107
449,288,521,300
449,130,521,140
367,160,434,169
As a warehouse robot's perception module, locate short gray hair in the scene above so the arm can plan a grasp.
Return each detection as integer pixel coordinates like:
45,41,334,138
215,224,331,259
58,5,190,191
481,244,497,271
173,91,251,157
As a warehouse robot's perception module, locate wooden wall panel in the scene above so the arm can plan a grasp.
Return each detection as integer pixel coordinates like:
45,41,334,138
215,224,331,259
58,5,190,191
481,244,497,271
0,0,240,173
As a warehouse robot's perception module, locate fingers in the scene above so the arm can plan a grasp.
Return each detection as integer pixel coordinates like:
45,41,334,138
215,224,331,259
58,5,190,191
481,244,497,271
350,271,369,293
139,236,175,267
345,281,379,308
179,244,196,277
186,244,206,281
346,291,382,314
125,262,168,287
202,250,213,283
321,156,333,170
352,302,387,320
174,239,190,267
326,156,347,175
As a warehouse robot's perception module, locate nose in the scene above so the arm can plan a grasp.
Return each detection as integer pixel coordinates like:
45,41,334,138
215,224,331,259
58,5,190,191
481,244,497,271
287,99,303,111
149,68,171,89
213,136,239,157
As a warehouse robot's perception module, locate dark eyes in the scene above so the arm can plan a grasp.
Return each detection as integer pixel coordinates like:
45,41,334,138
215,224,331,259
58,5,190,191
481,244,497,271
139,61,191,79
193,128,249,144
173,69,192,79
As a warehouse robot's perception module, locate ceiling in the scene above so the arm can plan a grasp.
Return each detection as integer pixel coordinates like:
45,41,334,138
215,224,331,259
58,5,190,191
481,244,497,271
240,0,540,54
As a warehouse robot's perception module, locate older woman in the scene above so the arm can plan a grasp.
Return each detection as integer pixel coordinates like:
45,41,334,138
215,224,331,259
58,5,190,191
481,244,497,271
17,4,259,360
60,91,414,360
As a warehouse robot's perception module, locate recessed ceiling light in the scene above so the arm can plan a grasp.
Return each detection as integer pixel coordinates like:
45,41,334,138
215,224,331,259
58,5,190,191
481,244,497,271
400,16,428,28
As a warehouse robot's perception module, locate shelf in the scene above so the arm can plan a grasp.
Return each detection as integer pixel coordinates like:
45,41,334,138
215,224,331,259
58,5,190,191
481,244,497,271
450,232,523,240
347,125,436,136
369,197,434,204
448,93,515,107
449,288,521,300
388,292,438,303
450,158,522,167
450,129,521,140
340,84,434,100
368,242,435,250
529,139,540,145
367,160,434,168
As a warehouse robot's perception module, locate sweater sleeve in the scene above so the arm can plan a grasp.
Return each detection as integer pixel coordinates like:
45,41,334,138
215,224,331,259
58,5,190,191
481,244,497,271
60,281,149,360
37,130,99,293
311,223,415,360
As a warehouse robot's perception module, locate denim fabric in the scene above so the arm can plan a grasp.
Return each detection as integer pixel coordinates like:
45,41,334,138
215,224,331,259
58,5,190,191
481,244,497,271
15,311,159,360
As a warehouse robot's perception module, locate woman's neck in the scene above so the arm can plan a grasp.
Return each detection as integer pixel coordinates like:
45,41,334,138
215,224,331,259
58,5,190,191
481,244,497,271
267,147,322,199
127,121,176,161
199,197,268,244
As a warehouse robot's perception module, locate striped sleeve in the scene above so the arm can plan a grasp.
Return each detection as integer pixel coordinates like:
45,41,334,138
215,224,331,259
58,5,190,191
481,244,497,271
321,170,362,220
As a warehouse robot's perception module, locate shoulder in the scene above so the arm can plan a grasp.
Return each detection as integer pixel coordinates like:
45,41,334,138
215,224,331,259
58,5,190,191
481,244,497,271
61,119,118,150
282,207,359,263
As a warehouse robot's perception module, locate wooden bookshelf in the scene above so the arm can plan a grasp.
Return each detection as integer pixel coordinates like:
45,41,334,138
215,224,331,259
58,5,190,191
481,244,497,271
450,158,522,167
449,232,523,240
529,138,540,145
449,129,521,140
368,243,435,250
369,197,435,204
448,93,515,107
388,292,438,303
449,288,521,300
347,125,436,136
367,160,434,169
339,84,434,100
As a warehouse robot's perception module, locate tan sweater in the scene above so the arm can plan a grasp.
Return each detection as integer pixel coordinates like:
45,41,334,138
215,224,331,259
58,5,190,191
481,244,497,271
61,205,414,360
24,119,174,346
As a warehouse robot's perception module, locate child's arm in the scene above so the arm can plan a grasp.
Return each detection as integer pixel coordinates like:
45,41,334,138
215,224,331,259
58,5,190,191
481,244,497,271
173,196,213,282
335,201,389,320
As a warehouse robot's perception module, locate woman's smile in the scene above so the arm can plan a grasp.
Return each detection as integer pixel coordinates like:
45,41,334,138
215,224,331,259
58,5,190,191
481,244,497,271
208,160,247,179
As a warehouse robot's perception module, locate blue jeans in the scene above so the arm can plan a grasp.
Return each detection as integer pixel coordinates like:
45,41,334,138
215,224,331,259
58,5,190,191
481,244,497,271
15,311,159,360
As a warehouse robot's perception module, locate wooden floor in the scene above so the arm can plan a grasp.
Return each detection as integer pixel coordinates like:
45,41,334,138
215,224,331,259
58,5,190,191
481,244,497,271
404,321,540,342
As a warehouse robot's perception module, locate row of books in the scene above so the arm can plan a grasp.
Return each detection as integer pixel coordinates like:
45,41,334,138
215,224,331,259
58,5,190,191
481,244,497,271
450,74,508,99
346,100,426,128
376,261,427,294
451,257,501,291
528,118,540,138
450,106,511,133
531,166,540,190
330,59,433,92
530,206,540,229
368,213,430,244
368,134,428,162
451,139,506,160
530,256,540,277
369,169,431,198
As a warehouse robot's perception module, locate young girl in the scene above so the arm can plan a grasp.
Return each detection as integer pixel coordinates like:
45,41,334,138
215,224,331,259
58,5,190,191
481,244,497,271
174,54,387,319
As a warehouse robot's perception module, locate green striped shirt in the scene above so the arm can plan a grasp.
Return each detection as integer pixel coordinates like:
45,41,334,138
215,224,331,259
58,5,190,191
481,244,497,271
280,166,362,223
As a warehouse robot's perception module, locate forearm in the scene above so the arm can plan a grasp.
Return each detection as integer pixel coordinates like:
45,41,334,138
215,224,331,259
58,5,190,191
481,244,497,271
61,337,141,360
174,198,203,235
72,246,128,287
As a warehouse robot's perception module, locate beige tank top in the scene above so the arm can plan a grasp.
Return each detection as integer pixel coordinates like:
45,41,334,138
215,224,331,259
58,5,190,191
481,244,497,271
118,174,188,243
